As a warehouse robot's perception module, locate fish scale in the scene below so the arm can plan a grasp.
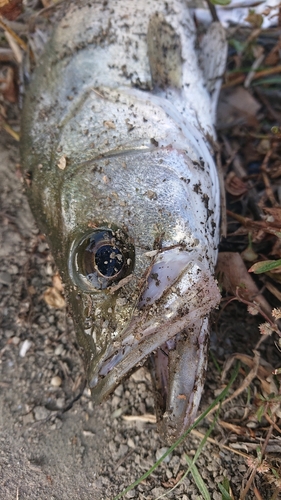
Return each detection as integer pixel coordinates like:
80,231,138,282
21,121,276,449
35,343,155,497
21,0,227,443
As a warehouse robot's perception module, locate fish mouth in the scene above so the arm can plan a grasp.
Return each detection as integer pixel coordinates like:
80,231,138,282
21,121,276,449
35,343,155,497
89,249,220,440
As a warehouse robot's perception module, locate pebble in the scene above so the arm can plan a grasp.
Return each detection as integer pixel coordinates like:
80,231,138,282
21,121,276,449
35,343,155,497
130,368,146,382
151,487,166,497
0,272,11,285
8,264,18,275
4,330,14,339
22,412,35,425
111,395,121,407
55,344,64,356
155,447,171,463
33,406,50,421
127,438,135,449
19,339,32,357
51,376,62,387
117,444,128,458
11,336,20,345
125,489,136,498
56,397,65,409
114,384,124,397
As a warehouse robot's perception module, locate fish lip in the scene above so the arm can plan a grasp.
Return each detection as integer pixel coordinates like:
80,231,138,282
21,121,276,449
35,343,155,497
88,265,220,408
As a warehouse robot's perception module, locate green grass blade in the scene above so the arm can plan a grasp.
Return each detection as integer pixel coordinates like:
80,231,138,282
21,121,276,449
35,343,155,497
210,0,231,5
185,455,211,500
248,259,281,274
155,406,220,499
112,363,240,500
218,482,233,500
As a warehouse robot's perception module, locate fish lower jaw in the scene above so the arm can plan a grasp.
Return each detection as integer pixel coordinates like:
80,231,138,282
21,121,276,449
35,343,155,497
89,268,220,410
155,318,210,444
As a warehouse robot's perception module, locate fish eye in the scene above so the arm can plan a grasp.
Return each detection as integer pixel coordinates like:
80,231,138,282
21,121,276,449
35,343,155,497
69,228,135,291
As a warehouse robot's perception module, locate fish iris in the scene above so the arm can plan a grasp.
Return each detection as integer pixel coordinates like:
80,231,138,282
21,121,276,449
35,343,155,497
69,228,135,291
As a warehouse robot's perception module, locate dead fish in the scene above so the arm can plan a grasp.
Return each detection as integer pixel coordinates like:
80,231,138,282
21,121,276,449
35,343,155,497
21,0,227,443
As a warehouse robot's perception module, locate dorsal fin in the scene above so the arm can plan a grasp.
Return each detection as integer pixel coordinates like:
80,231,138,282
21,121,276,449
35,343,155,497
147,13,182,90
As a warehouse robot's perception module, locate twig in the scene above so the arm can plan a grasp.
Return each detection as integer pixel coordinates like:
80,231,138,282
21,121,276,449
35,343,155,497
223,64,281,88
190,429,249,459
239,424,274,499
205,0,219,22
0,17,27,52
260,148,278,207
244,53,265,88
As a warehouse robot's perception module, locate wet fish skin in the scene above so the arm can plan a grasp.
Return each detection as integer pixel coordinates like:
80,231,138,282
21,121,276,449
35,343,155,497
21,0,227,443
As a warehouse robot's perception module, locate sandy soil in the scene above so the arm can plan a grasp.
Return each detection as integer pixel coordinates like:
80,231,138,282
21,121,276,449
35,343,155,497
1,1,281,497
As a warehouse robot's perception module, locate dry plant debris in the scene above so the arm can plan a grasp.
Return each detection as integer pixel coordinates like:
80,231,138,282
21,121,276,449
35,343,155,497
1,1,281,499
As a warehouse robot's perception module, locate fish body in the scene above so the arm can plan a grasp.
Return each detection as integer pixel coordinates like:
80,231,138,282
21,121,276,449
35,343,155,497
21,0,227,442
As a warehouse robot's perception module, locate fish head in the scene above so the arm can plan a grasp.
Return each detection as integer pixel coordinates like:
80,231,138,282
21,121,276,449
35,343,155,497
49,146,221,442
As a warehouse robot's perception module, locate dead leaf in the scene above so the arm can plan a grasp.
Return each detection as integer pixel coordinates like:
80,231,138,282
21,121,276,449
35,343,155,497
216,252,273,320
0,0,22,20
225,172,248,197
263,207,281,225
162,470,184,488
217,87,261,129
43,287,66,309
222,351,276,398
245,12,264,29
0,66,17,103
52,272,64,292
218,421,250,436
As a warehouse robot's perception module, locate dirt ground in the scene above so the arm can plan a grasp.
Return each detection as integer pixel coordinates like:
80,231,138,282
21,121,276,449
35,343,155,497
1,1,281,498
1,131,277,500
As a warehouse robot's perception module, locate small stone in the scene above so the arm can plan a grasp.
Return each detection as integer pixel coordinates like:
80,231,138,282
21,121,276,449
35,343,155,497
117,444,128,458
19,339,32,357
38,242,49,253
54,344,64,356
51,376,62,387
88,401,94,412
11,336,20,345
56,397,65,409
127,438,135,449
8,264,18,275
155,447,171,463
4,330,14,339
111,395,120,407
33,406,50,421
0,272,11,285
166,469,173,479
125,489,135,498
151,487,166,497
130,368,146,382
22,412,35,425
114,384,124,397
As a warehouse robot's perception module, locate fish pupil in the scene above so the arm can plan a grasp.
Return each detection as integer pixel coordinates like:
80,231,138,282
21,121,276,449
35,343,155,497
94,245,124,277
